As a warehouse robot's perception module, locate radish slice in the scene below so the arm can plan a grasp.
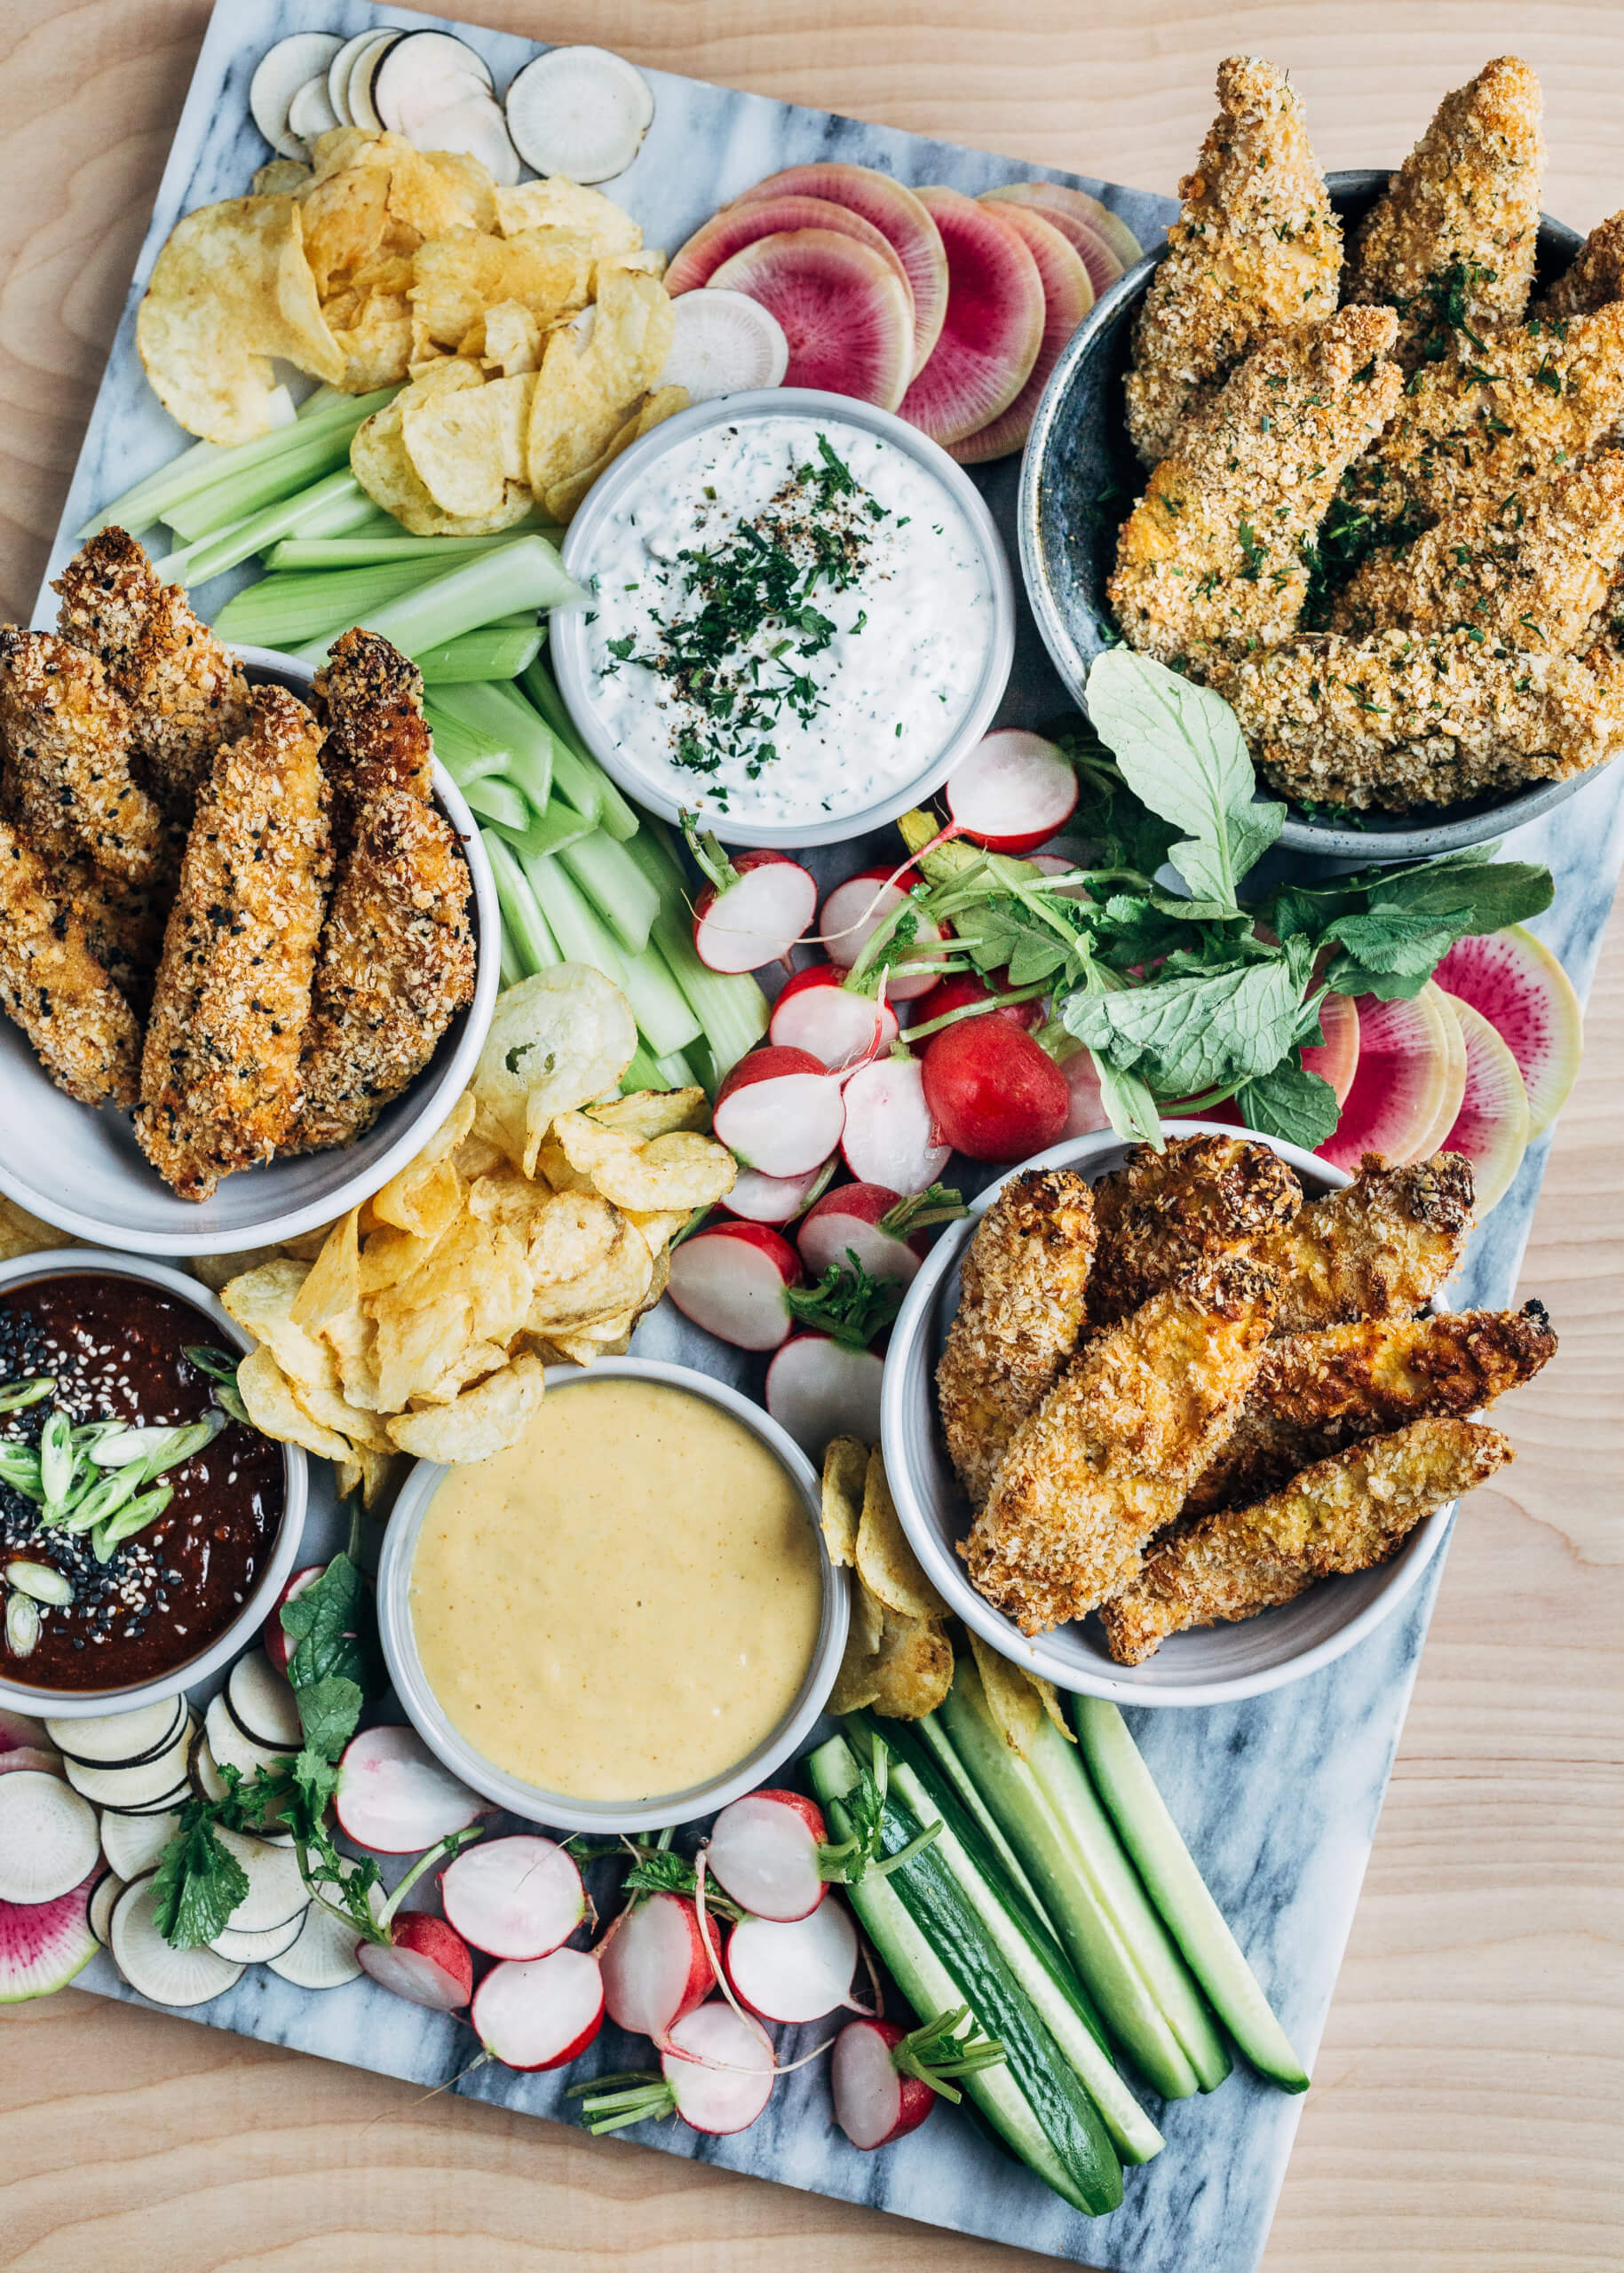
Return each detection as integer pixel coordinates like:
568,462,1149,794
661,2000,776,2134
733,163,948,378
707,233,915,413
766,1334,886,1461
326,32,377,128
250,33,343,158
945,730,1080,853
191,1734,229,1803
1058,1044,1113,1137
63,1727,194,1812
503,45,654,183
0,1772,100,1904
954,203,1092,463
796,1183,939,1284
227,1651,302,1752
693,852,817,972
0,1708,49,1752
441,1835,585,1961
0,1746,63,1778
346,32,402,133
205,1691,291,1784
1400,986,1469,1165
410,93,519,186
667,1221,800,1351
212,1828,307,1933
706,1790,827,1921
1302,990,1361,1108
771,965,899,1071
357,1913,474,2011
712,1047,846,1176
599,1890,720,2037
900,190,1045,448
723,1160,838,1224
832,2016,940,2149
840,1057,952,1193
669,196,914,305
474,1946,605,2071
1440,1000,1531,1216
211,1909,309,1965
336,1727,489,1856
263,1564,322,1678
979,180,1132,298
110,1875,242,2008
48,1696,185,1766
820,870,942,1001
289,75,342,147
659,290,788,401
87,1870,122,1948
269,1859,379,1992
372,29,494,135
1434,924,1583,1137
1,1868,103,2003
726,1897,858,2023
1318,987,1461,1175
99,1807,178,1882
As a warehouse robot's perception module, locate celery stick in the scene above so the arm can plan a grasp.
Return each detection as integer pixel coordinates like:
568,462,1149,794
621,829,768,1073
654,1045,699,1087
170,473,380,585
559,830,661,955
483,832,559,976
416,628,544,683
519,656,638,839
161,425,369,542
214,558,449,645
621,939,704,1057
292,537,585,667
524,853,628,984
427,680,553,812
492,805,594,861
421,703,511,786
620,1042,666,1093
268,532,556,570
499,932,523,991
461,777,532,831
548,739,605,824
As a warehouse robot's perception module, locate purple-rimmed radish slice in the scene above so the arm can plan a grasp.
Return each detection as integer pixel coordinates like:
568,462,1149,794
356,1913,475,2011
99,1807,178,1882
707,233,915,412
797,1181,965,1285
1301,989,1361,1109
1316,987,1461,1175
900,191,1044,449
503,44,654,183
820,869,942,1001
921,1017,1070,1164
46,1695,185,1767
1401,990,1469,1166
0,1771,100,1904
725,1894,860,2023
441,1834,585,1961
658,290,788,401
599,1891,721,2038
723,1157,839,1226
371,28,493,132
733,163,948,377
474,1947,605,2071
945,730,1079,853
670,195,913,304
110,1875,242,2008
87,1869,123,1948
706,1790,828,1921
250,33,344,157
336,1726,490,1855
693,850,818,973
1433,923,1582,1137
765,1333,885,1459
953,205,1091,463
980,179,1137,291
712,1047,846,1176
1,1867,103,2003
263,1564,322,1677
1439,999,1531,1216
840,1057,952,1194
771,965,899,1071
667,1221,801,1351
831,2004,1005,2148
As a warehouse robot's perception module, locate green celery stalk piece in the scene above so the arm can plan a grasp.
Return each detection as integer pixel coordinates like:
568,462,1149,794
492,805,596,862
548,738,606,823
482,831,559,976
214,558,449,645
421,702,511,785
173,471,379,586
460,776,532,831
619,938,704,1057
653,1044,699,1087
417,628,544,683
291,535,585,667
559,830,661,955
524,851,629,984
620,828,768,1073
161,430,363,543
517,657,640,840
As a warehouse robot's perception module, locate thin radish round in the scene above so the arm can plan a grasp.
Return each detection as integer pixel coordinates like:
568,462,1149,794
411,93,519,186
598,1890,721,2038
661,2000,776,2134
765,1334,886,1460
110,1876,242,2008
228,1651,301,1752
796,1182,953,1284
1058,1044,1113,1137
831,2016,939,2149
921,1018,1070,1162
356,1913,473,2011
732,163,949,377
336,1726,489,1855
671,195,914,305
1400,987,1469,1165
250,33,344,157
346,32,402,133
819,870,942,1000
289,74,342,147
1317,987,1461,1174
979,179,1133,297
474,1946,605,2071
47,1695,184,1766
99,1807,178,1882
191,1734,229,1803
953,203,1093,463
372,29,494,131
205,1691,291,1784
212,1828,307,1933
269,1858,379,1992
723,1158,838,1225
441,1835,584,1961
1,1868,104,2003
263,1564,321,1677
693,851,818,972
1433,923,1583,1137
0,1771,100,1904
706,1790,827,1921
945,730,1079,853
658,289,789,400
1439,998,1531,1216
910,968,1044,1036
712,1047,846,1176
503,45,654,183
87,1870,123,1949
725,1896,859,2023
771,965,899,1070
63,1730,194,1812
667,1221,800,1351
840,1057,952,1193
326,32,377,127
1301,989,1361,1109
707,233,915,412
212,1909,309,1966
900,190,1045,447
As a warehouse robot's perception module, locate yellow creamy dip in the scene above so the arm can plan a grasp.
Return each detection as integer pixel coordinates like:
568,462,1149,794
408,1377,824,1802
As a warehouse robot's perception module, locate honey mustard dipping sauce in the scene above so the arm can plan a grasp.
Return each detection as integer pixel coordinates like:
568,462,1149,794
408,1376,825,1803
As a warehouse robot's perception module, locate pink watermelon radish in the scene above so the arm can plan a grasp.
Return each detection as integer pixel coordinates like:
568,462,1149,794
951,204,1092,463
668,194,913,308
1433,925,1582,1137
1,1867,102,2001
1402,987,1469,1165
1058,1043,1113,1136
900,190,1045,447
1301,990,1361,1108
979,180,1135,297
706,232,915,410
1439,999,1531,1216
1317,986,1461,1174
732,162,949,376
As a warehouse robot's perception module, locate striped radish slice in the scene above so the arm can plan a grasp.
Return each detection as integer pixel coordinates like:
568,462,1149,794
733,163,948,376
900,190,1045,447
954,204,1093,462
706,233,915,411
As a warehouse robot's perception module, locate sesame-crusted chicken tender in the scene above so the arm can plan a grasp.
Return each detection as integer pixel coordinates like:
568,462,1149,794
1111,308,1401,669
136,686,330,1201
1124,57,1343,468
0,630,164,884
964,1255,1276,1636
1343,58,1544,371
55,852,177,1026
936,1168,1096,1507
1183,1298,1555,1518
1254,1151,1474,1334
1089,1133,1302,1326
315,627,435,846
1100,1415,1515,1664
1536,210,1624,321
0,815,141,1107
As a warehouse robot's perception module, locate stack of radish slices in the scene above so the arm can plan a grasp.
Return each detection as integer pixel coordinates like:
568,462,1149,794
250,28,520,184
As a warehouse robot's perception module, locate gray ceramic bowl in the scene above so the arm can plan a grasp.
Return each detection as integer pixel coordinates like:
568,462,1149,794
1020,171,1596,862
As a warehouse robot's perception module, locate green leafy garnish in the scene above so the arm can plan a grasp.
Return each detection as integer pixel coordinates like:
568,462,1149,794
784,1251,907,1350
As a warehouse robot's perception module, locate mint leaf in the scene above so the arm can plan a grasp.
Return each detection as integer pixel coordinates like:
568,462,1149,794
1061,957,1303,1098
1234,1060,1342,1149
152,1811,249,1947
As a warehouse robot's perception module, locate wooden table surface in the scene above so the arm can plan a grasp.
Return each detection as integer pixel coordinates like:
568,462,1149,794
2,4,1620,2268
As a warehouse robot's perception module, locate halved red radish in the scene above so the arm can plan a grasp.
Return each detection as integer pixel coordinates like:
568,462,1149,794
723,1158,838,1225
693,851,818,973
921,1018,1070,1163
1316,987,1461,1175
474,1947,605,2071
911,968,1044,1036
599,1891,721,2038
501,44,652,182
952,206,1092,462
0,1708,48,1754
765,1333,886,1458
712,1047,846,1176
441,1835,585,1962
1301,990,1361,1109
706,232,915,411
771,963,899,1070
1433,924,1582,1137
1401,988,1469,1165
1439,999,1531,1216
725,1895,860,2023
797,1181,964,1284
945,729,1079,852
651,2000,778,2134
668,1221,801,1351
733,162,948,377
0,1866,102,2003
820,869,942,1001
706,1790,828,1921
658,289,788,401
0,1772,100,1905
832,2016,940,2149
899,191,1045,448
263,1564,321,1677
980,180,1134,297
669,194,913,305
335,1727,490,1856
1058,1044,1113,1137
356,1912,474,2012
841,1057,952,1192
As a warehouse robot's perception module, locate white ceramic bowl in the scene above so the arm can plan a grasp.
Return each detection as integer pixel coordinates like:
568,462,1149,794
882,1123,1458,1707
0,1248,308,1718
549,388,1018,849
0,647,499,1257
376,1358,851,1832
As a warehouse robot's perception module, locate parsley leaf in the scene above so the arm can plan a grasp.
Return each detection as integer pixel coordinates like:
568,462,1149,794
785,1251,907,1350
151,1812,249,1946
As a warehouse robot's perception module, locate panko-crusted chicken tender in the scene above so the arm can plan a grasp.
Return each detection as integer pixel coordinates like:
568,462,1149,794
1089,1133,1301,1325
0,816,141,1107
1343,59,1544,371
1536,210,1624,321
1100,1416,1515,1664
1255,1151,1473,1334
314,627,434,843
1111,308,1401,669
136,686,330,1200
1124,57,1342,468
1184,1299,1555,1517
0,630,163,883
964,1256,1276,1635
937,1168,1096,1507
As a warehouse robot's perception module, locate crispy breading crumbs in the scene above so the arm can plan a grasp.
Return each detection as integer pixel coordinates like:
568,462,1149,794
1089,1134,1302,1324
1535,208,1624,321
0,629,165,884
0,814,141,1106
1254,1152,1474,1333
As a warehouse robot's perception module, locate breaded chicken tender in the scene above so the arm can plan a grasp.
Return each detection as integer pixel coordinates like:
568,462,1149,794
1100,1415,1514,1663
1536,210,1624,321
1184,1299,1555,1517
315,626,434,840
937,1169,1096,1507
1089,1133,1301,1325
0,630,163,884
137,687,330,1200
1124,57,1342,467
1344,59,1544,370
1111,307,1401,668
1255,1151,1473,1334
964,1256,1276,1635
0,816,141,1106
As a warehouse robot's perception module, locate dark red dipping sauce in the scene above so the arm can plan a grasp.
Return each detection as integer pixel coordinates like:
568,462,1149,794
0,1272,284,1692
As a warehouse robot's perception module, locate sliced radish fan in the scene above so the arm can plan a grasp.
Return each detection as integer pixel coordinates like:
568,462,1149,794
708,233,915,412
504,45,654,183
669,196,913,302
901,190,1045,447
1434,924,1582,1137
1440,998,1531,1216
733,163,949,378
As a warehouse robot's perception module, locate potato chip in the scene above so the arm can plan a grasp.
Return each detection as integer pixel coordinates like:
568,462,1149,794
472,966,638,1176
1032,1674,1075,1742
481,301,543,377
527,1213,652,1331
331,294,413,392
370,1152,463,1240
420,149,498,234
336,1456,364,1505
289,1207,361,1333
373,1285,471,1412
541,380,687,522
966,1631,1042,1759
856,1449,950,1622
465,1163,555,1235
551,1115,735,1213
237,1345,357,1467
493,179,643,257
387,143,493,242
410,226,595,351
288,1373,395,1455
523,1191,622,1284
186,1244,278,1292
828,1619,883,1716
254,159,313,197
301,127,380,190
349,251,416,297
222,1261,341,1396
413,1337,511,1406
597,248,668,282
300,160,394,297
401,371,535,517
351,387,533,536
623,1208,689,1256
526,270,675,499
387,1352,546,1463
850,1574,885,1657
422,1090,478,1161
588,1087,709,1141
820,1437,868,1569
871,1608,955,1720
358,1223,447,1297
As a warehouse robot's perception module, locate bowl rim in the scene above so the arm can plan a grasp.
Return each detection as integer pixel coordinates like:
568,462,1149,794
375,1356,852,1833
550,385,1018,850
880,1121,1455,1707
0,645,501,1257
0,1246,308,1717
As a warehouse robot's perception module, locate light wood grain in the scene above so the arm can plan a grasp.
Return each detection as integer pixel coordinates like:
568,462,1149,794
1,5,1620,2269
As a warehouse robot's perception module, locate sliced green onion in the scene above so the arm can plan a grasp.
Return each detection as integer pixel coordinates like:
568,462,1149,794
0,1445,44,1501
89,1425,186,1468
0,1375,53,1414
4,1591,40,1658
39,1412,74,1508
59,1465,147,1535
93,1484,175,1561
184,1345,239,1384
4,1559,72,1607
482,831,560,976
416,626,545,683
461,775,532,831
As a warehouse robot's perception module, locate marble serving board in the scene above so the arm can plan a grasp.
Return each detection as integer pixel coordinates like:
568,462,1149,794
40,3,1624,2269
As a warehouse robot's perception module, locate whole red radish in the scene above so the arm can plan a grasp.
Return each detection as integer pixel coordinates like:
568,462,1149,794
944,729,1078,853
693,848,818,973
598,1891,722,2039
472,1947,605,2071
770,963,899,1069
820,869,943,1000
264,1565,322,1676
796,1181,966,1286
921,1018,1069,1162
706,1790,828,1921
832,2004,1007,2150
713,1046,845,1177
667,1220,801,1350
910,967,1043,1035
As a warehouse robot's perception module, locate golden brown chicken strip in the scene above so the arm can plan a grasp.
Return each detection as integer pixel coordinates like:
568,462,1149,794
1124,57,1342,467
0,816,140,1106
937,1169,1096,1507
1111,308,1401,669
136,687,330,1200
52,529,249,812
1089,1133,1301,1325
964,1256,1276,1635
1100,1415,1514,1663
1343,58,1544,372
0,630,164,884
1254,1151,1473,1334
1536,210,1624,321
315,627,435,841
1184,1298,1554,1517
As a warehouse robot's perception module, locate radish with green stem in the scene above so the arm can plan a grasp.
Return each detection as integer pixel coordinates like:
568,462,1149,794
820,869,943,999
725,1894,862,2024
335,1726,491,1854
796,1182,966,1285
706,1762,939,1922
921,1015,1071,1162
667,1220,802,1350
598,1890,723,2039
910,967,1045,1036
350,1827,485,2011
440,1834,585,1961
765,1332,885,1460
770,963,899,1069
688,828,818,974
832,2005,1007,2149
0,1868,105,2003
574,1999,777,2136
473,1946,606,2071
722,1155,839,1226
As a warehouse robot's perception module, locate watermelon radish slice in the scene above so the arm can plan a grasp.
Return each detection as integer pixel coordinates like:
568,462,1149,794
1301,990,1361,1108
1401,987,1469,1165
953,204,1092,463
669,194,914,307
900,191,1045,448
732,162,948,377
0,1866,102,2002
1439,1001,1531,1216
1317,987,1460,1175
706,232,915,412
980,181,1135,297
1433,925,1582,1137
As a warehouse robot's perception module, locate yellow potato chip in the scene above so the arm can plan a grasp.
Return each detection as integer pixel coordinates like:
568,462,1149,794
524,1192,622,1285
551,1116,735,1213
336,1456,363,1505
465,1164,554,1234
281,1220,342,1263
527,1218,652,1331
526,270,675,498
387,142,492,241
596,247,668,282
423,1089,479,1160
828,1620,883,1716
288,1373,395,1455
401,371,535,517
623,1208,688,1255
254,159,313,197
541,380,687,522
0,1195,70,1264
493,179,643,257
351,387,533,536
871,1608,955,1720
1032,1674,1075,1742
331,294,413,392
236,1345,358,1467
472,967,638,1176
480,300,543,376
358,1223,448,1296
352,1444,399,1508
410,226,595,351
186,1244,277,1292
453,1127,508,1182
301,127,382,190
412,1337,512,1406
370,1153,463,1240
300,161,394,297
851,1574,885,1657
373,1284,471,1413
419,149,498,234
856,1449,950,1622
966,1632,1043,1759
349,251,416,297
820,1436,869,1568
289,1207,361,1334
221,1261,341,1398
387,1352,546,1463
326,1307,381,1413
587,1087,709,1141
